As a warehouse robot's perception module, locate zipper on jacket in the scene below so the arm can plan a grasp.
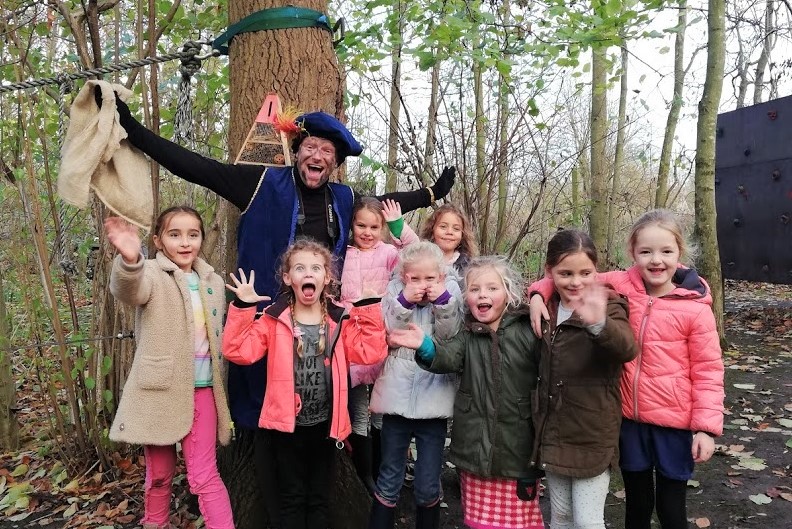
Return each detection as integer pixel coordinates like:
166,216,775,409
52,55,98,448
532,323,558,468
632,297,654,420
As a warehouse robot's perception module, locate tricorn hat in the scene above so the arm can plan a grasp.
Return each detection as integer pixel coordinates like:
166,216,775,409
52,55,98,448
295,112,363,164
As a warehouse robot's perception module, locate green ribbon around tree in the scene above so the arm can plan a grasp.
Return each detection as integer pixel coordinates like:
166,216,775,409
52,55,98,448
212,6,333,55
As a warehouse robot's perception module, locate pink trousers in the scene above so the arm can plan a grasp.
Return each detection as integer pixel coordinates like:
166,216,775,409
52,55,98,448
141,387,234,529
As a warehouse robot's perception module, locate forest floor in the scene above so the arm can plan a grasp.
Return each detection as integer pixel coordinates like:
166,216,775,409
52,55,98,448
1,280,791,529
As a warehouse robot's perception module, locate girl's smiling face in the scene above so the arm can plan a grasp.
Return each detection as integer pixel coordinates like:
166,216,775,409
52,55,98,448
282,250,331,306
152,212,203,273
630,225,681,297
546,251,597,307
432,212,463,257
352,208,384,250
465,267,508,331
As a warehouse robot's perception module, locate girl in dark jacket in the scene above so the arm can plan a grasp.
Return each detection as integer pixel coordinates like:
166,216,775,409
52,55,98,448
389,256,544,529
531,229,638,529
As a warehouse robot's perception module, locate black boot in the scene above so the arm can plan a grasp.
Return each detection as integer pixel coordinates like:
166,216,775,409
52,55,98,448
415,503,440,529
350,433,376,495
368,498,395,529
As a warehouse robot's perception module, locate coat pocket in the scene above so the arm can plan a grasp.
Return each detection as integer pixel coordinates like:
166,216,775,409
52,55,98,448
136,356,174,390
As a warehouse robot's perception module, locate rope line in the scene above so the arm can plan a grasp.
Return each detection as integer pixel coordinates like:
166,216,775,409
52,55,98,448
56,77,77,276
0,47,211,95
4,331,135,354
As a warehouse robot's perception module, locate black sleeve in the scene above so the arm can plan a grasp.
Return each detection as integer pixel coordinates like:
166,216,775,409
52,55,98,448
125,125,263,210
373,188,432,214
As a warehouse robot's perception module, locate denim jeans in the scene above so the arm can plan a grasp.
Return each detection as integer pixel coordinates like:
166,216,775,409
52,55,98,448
374,414,446,507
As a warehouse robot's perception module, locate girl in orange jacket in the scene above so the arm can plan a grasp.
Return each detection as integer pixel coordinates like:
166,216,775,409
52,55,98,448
223,238,387,529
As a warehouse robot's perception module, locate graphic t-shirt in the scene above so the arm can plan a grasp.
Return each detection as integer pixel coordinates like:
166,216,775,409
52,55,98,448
294,322,329,426
187,272,212,387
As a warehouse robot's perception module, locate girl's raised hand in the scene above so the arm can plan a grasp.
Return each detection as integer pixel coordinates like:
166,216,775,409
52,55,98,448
388,323,425,350
425,277,447,303
402,275,426,304
381,199,402,222
529,294,550,336
571,282,608,326
104,217,141,264
226,269,271,304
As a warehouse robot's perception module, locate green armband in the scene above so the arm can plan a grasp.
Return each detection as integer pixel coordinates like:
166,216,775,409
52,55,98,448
387,217,404,239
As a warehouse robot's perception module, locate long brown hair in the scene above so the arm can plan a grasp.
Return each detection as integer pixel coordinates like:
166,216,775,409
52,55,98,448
419,203,479,258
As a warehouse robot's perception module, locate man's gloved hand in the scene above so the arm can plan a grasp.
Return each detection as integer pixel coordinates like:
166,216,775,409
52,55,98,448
93,86,138,132
430,166,456,201
516,478,539,501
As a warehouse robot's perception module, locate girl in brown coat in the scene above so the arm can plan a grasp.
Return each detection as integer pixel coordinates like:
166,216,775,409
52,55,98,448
530,229,638,529
107,207,234,529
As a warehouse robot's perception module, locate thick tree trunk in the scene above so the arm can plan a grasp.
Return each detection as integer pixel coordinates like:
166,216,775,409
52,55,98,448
694,0,725,340
217,2,368,528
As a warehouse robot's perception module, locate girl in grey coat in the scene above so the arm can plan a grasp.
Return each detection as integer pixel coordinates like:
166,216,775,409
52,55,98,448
368,242,463,529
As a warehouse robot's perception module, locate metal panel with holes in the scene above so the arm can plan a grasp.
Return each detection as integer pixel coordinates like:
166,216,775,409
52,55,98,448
716,96,792,284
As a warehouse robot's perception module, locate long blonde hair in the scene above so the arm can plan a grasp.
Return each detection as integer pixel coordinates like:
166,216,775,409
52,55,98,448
278,238,335,357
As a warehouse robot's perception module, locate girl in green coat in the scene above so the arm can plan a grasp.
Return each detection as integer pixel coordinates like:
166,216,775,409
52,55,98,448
388,256,544,529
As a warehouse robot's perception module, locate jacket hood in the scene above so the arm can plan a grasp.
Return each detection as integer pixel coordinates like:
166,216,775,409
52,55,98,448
627,265,711,302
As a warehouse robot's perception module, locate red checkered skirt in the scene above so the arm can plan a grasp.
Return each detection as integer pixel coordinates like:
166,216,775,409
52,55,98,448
459,471,544,529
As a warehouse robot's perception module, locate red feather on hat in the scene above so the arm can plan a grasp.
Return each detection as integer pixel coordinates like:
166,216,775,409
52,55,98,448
272,106,303,140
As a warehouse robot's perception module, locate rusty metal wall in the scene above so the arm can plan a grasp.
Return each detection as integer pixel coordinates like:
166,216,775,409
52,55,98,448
715,96,792,284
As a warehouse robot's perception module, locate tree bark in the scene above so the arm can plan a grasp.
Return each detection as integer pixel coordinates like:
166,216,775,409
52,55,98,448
0,267,18,451
694,0,725,340
217,2,367,527
473,29,488,249
656,0,686,209
588,42,608,261
607,43,628,268
386,1,404,193
752,0,776,105
495,0,511,252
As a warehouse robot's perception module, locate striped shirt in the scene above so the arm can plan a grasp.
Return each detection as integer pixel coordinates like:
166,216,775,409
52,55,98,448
187,272,212,387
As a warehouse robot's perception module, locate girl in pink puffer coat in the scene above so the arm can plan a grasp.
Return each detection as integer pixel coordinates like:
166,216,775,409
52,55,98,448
340,197,418,493
530,209,724,529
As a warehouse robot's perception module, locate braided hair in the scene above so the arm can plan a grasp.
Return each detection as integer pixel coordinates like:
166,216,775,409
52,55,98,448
278,238,335,357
